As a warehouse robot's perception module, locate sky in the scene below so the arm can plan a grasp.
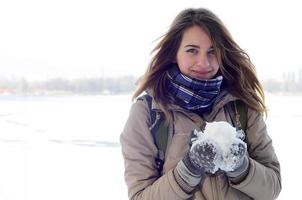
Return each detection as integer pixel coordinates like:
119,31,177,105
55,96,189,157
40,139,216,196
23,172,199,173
0,0,301,81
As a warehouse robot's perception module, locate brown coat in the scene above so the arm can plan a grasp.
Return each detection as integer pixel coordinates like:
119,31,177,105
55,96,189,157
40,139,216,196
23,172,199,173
120,93,281,200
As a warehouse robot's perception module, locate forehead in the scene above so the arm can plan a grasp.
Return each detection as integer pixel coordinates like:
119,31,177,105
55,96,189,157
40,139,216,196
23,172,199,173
180,25,213,47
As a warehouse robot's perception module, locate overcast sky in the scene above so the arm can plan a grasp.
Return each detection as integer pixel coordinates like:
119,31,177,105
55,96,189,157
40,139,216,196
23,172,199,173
0,0,301,81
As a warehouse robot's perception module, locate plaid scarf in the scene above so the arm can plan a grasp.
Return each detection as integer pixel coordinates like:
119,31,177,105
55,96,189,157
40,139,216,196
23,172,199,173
167,66,223,114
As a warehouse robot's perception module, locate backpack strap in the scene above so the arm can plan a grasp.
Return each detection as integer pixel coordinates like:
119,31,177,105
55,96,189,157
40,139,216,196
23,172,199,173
234,100,248,132
137,94,169,174
226,100,248,134
153,116,169,174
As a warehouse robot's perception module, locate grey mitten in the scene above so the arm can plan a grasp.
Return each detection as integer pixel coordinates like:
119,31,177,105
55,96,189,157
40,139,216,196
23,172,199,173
224,131,249,181
174,131,222,192
188,139,222,174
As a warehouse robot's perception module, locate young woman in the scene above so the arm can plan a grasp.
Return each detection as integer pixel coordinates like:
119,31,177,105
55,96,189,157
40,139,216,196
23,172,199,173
120,8,281,199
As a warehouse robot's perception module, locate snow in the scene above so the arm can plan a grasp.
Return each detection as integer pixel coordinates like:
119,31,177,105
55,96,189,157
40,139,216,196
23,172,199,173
0,94,130,200
192,121,247,173
0,93,301,199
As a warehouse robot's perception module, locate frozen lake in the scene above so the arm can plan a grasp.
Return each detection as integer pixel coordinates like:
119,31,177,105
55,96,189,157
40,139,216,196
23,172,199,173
0,93,301,199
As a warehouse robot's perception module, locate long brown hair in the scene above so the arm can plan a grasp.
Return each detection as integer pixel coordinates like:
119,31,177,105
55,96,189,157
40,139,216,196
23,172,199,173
133,8,267,117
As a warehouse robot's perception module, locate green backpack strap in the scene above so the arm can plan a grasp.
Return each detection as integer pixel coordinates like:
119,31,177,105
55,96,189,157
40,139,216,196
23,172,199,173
138,94,169,174
154,116,169,165
234,100,248,132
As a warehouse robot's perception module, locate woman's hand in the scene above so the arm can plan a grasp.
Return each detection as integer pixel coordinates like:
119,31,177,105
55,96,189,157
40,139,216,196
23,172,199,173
188,139,222,174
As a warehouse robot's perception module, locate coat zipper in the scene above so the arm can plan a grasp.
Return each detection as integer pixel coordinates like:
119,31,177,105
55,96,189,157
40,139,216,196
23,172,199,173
216,175,221,200
210,176,217,200
211,175,221,200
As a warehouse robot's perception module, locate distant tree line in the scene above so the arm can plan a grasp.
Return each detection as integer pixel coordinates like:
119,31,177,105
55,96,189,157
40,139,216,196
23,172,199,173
1,71,302,95
262,80,302,94
262,70,302,94
0,76,138,95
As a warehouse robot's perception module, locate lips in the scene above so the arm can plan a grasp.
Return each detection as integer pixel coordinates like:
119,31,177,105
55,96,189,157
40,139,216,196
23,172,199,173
190,69,212,80
192,70,211,76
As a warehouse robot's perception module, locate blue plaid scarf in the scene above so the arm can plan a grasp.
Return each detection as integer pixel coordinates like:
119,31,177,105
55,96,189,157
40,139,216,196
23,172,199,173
167,66,223,114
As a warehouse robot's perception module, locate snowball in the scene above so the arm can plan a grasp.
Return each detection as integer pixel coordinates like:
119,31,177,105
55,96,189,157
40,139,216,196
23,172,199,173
191,121,246,173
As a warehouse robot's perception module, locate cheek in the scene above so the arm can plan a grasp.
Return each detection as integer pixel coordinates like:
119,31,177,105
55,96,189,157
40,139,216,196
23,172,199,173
210,57,220,70
213,62,220,72
176,56,188,73
212,63,219,71
177,56,194,70
178,63,189,75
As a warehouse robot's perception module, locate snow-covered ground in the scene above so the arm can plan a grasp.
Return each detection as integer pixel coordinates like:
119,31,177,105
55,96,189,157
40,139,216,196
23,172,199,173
0,93,300,199
0,95,130,200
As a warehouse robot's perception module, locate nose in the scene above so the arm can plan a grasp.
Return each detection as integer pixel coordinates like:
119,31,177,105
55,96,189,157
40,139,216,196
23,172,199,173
196,54,210,67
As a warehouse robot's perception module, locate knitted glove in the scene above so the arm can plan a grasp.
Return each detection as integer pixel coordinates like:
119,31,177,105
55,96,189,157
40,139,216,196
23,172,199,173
187,138,222,174
224,131,249,182
174,131,222,192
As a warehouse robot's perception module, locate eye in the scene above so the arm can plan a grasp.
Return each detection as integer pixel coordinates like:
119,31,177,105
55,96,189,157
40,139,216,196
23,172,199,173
186,48,198,54
207,49,216,56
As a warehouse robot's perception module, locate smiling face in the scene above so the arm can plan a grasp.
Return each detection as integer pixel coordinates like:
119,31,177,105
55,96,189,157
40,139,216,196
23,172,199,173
176,25,220,80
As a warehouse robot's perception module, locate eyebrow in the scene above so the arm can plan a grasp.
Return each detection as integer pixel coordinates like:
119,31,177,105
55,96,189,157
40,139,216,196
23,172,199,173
184,45,200,48
184,44,214,49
